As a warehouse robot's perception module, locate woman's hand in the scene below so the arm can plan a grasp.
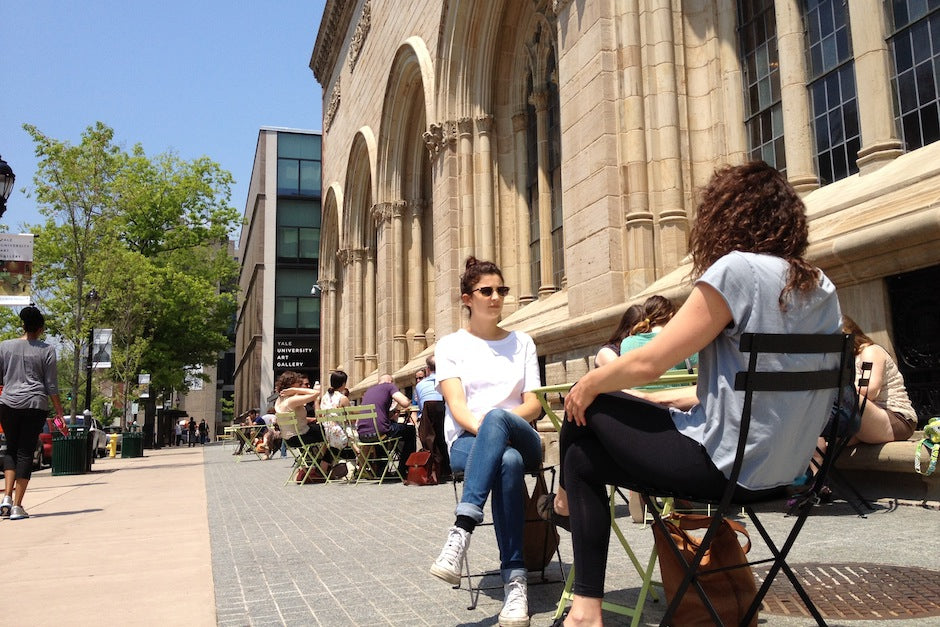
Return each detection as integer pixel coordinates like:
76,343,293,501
564,378,598,426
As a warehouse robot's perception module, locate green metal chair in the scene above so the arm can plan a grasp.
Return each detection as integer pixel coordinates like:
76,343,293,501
278,411,328,485
343,404,402,484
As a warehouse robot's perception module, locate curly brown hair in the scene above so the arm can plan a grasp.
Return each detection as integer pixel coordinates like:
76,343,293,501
275,370,305,393
841,315,875,356
689,161,819,308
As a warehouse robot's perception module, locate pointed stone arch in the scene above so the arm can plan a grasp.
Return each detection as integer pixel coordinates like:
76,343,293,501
320,183,343,373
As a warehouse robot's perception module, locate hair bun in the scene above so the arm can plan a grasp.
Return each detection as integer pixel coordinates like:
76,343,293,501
465,256,480,271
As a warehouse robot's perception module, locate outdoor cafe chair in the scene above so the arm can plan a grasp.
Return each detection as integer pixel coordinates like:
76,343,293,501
635,332,864,626
534,368,698,626
342,404,402,484
278,412,327,485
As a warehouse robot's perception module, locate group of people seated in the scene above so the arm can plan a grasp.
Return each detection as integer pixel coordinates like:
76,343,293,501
426,162,920,627
231,408,283,460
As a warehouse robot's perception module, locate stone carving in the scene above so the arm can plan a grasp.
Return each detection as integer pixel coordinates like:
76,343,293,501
347,0,372,73
336,248,351,266
324,76,341,132
423,122,444,156
476,114,494,134
457,117,474,136
512,111,528,132
553,0,574,15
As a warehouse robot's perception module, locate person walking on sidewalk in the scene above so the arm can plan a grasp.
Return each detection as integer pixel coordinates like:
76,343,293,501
429,256,543,627
0,306,66,520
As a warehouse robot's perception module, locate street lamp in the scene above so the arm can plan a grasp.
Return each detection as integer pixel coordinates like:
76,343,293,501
85,289,100,411
0,155,14,219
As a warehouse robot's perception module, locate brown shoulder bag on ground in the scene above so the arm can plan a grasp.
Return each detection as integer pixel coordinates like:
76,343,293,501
651,512,758,626
522,472,560,571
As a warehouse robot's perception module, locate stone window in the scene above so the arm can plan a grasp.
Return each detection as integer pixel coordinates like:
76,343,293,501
804,0,860,184
738,0,786,171
888,0,940,151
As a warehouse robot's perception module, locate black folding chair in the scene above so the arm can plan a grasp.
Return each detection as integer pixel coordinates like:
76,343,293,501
639,332,861,626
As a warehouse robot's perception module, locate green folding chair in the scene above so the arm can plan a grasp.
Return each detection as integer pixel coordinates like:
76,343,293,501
278,412,327,485
345,404,402,484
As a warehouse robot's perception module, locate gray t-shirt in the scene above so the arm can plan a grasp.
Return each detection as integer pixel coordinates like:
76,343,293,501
0,338,59,411
669,252,842,490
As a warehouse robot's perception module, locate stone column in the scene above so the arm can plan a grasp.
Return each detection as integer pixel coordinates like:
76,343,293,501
775,0,819,192
408,200,427,355
622,0,654,294
475,115,495,261
320,278,337,371
348,248,366,383
850,5,903,172
530,89,556,297
646,0,688,273
390,201,407,366
512,110,535,303
457,117,475,258
364,248,377,374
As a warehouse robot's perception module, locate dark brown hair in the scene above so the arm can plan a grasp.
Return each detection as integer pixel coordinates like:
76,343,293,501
630,295,677,335
607,304,643,344
328,370,348,394
841,315,874,356
689,161,819,308
20,306,45,333
459,256,504,316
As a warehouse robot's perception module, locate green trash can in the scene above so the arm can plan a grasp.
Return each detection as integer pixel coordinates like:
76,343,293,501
52,428,89,476
121,432,144,458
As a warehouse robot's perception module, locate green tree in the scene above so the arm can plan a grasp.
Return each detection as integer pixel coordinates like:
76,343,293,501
24,122,239,426
25,122,122,417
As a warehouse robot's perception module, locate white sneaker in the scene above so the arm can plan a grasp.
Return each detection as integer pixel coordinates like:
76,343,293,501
429,526,470,585
0,495,12,519
498,576,529,626
9,505,29,520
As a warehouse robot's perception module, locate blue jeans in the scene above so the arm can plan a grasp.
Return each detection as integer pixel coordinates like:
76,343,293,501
449,408,543,583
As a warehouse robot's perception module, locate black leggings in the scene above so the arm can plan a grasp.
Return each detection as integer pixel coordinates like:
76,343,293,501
560,392,734,598
0,405,46,481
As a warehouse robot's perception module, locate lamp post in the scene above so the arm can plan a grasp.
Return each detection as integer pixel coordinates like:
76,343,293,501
85,289,100,411
0,155,14,219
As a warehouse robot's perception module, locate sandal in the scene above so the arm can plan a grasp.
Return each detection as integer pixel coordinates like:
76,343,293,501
537,493,571,532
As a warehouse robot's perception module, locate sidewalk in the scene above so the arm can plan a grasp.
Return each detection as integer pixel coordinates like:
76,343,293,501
5,443,939,626
2,446,214,626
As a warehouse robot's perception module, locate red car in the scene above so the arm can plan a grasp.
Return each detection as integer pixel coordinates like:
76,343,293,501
34,422,53,469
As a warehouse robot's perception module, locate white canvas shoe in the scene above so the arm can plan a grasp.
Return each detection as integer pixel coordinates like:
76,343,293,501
498,576,529,626
429,526,470,585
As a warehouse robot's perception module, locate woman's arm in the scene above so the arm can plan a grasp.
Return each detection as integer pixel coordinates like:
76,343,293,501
630,386,699,411
515,391,543,423
565,283,732,425
594,346,618,368
858,344,887,400
440,377,481,434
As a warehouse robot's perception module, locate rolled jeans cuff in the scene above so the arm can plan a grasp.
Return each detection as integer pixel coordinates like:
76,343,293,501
454,501,484,524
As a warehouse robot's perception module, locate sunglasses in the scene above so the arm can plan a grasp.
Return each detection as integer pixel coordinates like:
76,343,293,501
472,286,510,297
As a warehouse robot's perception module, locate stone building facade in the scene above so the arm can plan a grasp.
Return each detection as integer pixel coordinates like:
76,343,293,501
311,0,940,420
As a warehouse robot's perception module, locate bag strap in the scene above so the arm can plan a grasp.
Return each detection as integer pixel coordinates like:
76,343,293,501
668,513,752,553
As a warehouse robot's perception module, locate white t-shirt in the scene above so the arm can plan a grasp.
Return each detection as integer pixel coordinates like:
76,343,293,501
435,328,542,450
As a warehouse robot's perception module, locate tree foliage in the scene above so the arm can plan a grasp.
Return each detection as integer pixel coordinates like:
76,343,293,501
23,122,239,422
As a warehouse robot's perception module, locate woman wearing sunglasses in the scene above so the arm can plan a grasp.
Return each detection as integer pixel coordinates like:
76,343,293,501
429,256,543,627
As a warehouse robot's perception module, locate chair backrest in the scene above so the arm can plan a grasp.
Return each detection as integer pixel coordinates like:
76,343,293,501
345,404,379,435
727,332,855,498
275,411,302,441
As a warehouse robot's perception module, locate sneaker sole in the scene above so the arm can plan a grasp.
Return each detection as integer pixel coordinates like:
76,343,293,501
429,563,462,585
497,614,530,627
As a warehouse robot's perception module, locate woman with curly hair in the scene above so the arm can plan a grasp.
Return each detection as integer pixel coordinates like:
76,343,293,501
556,162,843,627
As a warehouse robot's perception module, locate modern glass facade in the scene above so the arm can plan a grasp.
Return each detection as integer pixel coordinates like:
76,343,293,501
274,131,322,381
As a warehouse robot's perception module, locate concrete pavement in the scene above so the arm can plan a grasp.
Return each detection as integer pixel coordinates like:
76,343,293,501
4,443,939,626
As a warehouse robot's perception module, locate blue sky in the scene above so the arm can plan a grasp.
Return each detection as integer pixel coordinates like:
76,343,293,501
1,0,325,239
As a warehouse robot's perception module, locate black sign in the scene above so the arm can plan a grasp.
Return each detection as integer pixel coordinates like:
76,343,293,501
274,337,318,370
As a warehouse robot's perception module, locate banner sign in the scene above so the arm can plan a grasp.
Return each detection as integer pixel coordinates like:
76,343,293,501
0,234,34,306
274,337,318,371
138,373,151,399
92,328,112,369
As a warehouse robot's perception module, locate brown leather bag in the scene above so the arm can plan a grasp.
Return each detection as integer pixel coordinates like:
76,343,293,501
652,513,758,626
522,472,560,571
403,450,437,486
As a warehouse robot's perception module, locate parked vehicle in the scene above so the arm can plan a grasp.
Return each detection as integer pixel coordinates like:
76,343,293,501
32,422,53,469
65,415,109,458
